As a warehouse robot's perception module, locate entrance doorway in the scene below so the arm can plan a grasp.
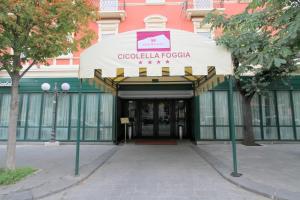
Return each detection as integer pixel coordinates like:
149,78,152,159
120,99,192,140
141,101,171,137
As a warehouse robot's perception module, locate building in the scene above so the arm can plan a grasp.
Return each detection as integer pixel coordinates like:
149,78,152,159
0,0,299,143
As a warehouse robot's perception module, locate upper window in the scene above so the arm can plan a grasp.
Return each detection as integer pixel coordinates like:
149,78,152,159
145,0,165,4
100,0,118,11
193,0,213,9
144,15,167,29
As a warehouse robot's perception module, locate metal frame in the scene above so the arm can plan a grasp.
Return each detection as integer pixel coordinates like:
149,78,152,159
194,85,300,142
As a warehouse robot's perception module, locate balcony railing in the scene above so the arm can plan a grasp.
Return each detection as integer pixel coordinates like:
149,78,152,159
100,0,125,11
194,0,213,9
183,0,224,10
183,0,224,19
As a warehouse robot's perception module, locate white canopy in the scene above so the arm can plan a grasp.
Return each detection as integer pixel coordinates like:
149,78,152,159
79,29,232,78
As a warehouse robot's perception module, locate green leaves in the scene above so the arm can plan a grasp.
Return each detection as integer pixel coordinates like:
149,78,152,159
0,0,97,78
274,58,287,67
204,0,300,96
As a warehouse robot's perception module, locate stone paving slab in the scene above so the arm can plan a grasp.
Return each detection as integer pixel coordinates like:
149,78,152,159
195,144,300,200
0,145,118,200
44,144,268,200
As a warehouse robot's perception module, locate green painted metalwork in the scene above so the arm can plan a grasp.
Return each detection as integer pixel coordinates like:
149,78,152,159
75,79,82,176
258,95,264,140
97,93,101,141
17,94,24,140
67,95,72,141
2,76,300,142
24,94,30,140
289,90,297,140
38,94,45,140
82,95,87,141
274,91,281,140
194,96,200,141
228,76,241,177
114,96,117,143
212,91,217,140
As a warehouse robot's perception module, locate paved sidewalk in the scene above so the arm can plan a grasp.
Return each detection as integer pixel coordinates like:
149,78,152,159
45,144,267,200
195,143,300,200
0,144,118,200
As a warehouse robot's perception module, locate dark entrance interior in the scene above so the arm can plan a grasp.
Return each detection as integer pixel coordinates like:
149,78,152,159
119,99,192,140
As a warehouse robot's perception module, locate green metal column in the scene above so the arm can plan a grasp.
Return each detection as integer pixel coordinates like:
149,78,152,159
97,93,101,141
38,93,45,140
274,91,281,140
258,95,264,140
112,95,117,143
228,76,242,177
75,79,82,176
212,91,217,140
289,90,297,140
194,96,201,141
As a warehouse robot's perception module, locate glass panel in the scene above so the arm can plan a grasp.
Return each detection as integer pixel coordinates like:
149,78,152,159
261,92,277,126
200,127,214,139
0,94,10,126
280,127,294,140
293,92,300,126
235,127,243,140
277,91,293,125
158,101,170,136
141,102,154,136
56,94,70,139
17,128,25,140
17,94,28,140
253,127,262,140
0,128,8,139
199,92,213,125
100,128,112,140
26,128,39,140
84,94,98,140
41,94,53,140
56,129,68,140
216,127,229,139
70,128,83,141
27,94,42,140
251,95,260,126
18,95,27,126
128,101,137,137
264,127,278,140
233,92,243,126
85,128,98,140
296,127,300,140
215,91,228,125
41,128,52,140
0,94,10,139
175,100,186,137
70,94,83,140
100,94,113,127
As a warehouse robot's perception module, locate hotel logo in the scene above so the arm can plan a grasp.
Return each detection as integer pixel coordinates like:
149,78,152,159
137,31,171,52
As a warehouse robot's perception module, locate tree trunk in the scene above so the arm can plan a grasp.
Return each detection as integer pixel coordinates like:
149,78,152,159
241,95,256,145
6,77,20,170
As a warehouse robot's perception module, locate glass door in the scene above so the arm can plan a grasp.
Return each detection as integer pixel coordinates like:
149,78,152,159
158,101,171,137
141,102,154,137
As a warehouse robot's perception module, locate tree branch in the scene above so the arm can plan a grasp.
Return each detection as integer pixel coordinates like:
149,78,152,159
19,60,37,78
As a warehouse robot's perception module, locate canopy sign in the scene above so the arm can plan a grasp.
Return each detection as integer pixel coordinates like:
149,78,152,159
79,29,233,78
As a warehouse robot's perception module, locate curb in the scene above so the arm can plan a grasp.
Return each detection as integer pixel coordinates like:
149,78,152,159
37,146,119,199
1,146,119,200
190,145,296,200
